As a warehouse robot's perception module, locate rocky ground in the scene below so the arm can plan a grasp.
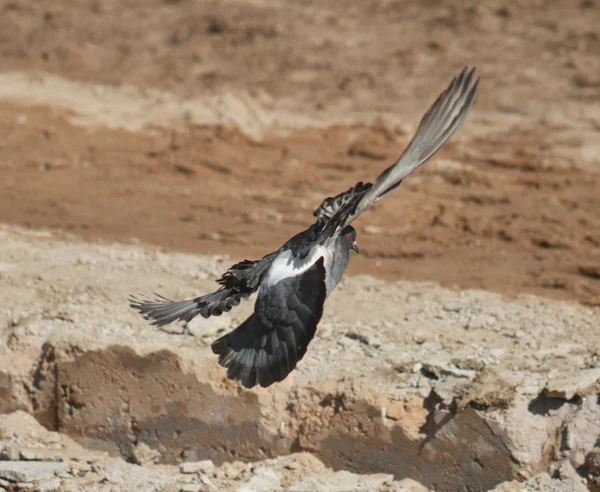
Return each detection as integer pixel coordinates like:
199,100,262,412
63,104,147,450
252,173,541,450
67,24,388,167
0,226,599,491
0,0,599,490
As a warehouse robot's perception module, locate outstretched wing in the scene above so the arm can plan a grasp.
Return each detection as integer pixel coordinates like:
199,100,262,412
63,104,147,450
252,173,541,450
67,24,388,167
211,257,326,388
129,252,277,326
314,66,479,238
313,181,372,223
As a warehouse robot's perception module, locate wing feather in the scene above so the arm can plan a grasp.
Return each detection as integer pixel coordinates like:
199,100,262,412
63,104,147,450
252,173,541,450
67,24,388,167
314,66,479,239
129,252,277,326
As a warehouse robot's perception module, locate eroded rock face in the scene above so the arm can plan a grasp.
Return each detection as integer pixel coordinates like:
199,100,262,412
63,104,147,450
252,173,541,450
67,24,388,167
0,372,29,414
24,340,597,491
30,342,517,489
0,410,422,491
51,346,278,464
0,227,598,491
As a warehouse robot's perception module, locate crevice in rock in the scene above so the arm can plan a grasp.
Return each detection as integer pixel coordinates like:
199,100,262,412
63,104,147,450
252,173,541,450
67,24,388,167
29,342,60,432
419,365,440,381
419,389,445,436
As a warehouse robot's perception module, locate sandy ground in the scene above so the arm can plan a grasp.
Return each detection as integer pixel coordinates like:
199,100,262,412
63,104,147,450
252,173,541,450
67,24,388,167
0,0,599,491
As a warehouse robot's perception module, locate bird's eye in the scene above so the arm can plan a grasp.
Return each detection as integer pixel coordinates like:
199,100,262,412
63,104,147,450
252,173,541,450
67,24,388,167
347,234,353,240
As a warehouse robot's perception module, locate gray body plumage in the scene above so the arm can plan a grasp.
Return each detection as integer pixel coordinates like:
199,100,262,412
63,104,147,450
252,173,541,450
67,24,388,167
323,236,351,295
130,67,480,388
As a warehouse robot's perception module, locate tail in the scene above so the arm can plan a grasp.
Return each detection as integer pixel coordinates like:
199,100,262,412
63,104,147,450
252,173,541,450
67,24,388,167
211,258,326,389
129,289,249,327
211,315,307,389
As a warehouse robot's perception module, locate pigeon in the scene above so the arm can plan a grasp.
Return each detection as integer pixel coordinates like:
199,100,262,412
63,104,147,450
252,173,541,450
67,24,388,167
130,67,480,389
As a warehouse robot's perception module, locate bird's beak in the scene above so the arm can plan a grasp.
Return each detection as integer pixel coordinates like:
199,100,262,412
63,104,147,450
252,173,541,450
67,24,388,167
352,240,360,254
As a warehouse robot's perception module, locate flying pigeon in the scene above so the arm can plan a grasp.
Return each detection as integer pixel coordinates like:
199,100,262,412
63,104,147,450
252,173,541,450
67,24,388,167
130,67,480,389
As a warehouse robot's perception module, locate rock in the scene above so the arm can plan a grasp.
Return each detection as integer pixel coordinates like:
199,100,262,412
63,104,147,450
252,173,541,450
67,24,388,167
0,461,68,483
560,396,600,468
288,470,398,491
0,411,108,466
395,478,430,491
0,411,57,442
219,461,248,480
384,400,427,440
14,483,35,491
581,448,600,489
549,460,584,484
35,477,62,492
238,467,281,492
0,445,20,461
544,368,600,400
65,460,91,474
179,484,202,492
1,444,107,463
179,460,215,475
457,368,517,410
490,472,587,491
585,448,600,475
0,370,32,416
199,474,217,489
132,442,160,465
279,453,328,487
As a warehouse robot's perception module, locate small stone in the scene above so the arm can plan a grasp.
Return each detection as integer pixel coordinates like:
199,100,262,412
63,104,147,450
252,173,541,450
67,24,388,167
179,484,202,492
545,368,600,400
66,460,91,474
239,467,280,492
1,445,21,461
180,460,215,475
0,461,68,483
35,477,62,492
220,461,247,479
79,449,109,463
15,483,34,491
395,478,430,491
550,460,581,481
131,442,160,465
386,402,406,421
588,448,600,471
199,474,216,489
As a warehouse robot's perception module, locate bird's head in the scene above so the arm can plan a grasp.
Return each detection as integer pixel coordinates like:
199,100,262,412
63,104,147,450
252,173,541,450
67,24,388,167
341,225,359,254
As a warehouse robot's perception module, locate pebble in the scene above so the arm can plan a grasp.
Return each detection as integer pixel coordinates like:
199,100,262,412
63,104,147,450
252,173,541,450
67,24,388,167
0,461,68,483
180,459,215,475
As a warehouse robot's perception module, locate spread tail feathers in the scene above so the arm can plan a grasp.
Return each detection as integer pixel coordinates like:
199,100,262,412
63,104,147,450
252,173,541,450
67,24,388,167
211,257,326,389
211,314,308,389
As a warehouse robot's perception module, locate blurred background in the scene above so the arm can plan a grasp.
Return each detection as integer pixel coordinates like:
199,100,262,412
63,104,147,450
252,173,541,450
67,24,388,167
1,0,599,304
